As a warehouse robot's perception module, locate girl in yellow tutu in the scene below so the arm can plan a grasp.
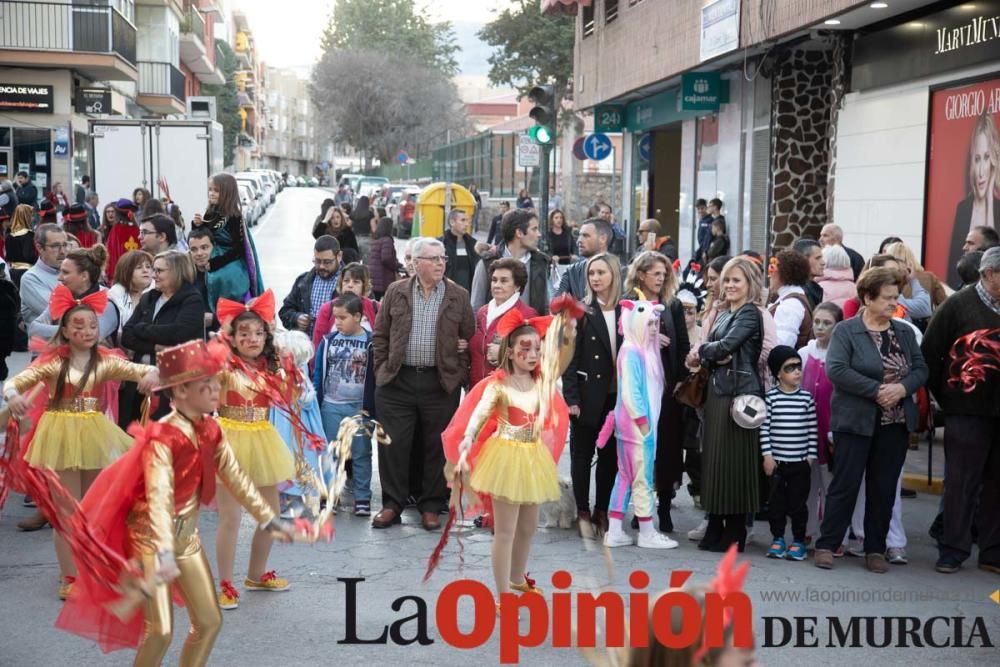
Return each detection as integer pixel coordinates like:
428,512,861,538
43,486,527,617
440,296,582,607
213,289,296,610
3,283,159,600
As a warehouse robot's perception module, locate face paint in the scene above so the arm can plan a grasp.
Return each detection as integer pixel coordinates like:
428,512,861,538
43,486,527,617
64,309,99,350
234,318,266,359
510,333,540,374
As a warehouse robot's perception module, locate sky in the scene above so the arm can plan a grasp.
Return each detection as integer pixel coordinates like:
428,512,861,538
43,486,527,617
232,0,516,72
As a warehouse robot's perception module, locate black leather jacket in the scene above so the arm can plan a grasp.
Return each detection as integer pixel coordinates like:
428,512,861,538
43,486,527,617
699,303,763,397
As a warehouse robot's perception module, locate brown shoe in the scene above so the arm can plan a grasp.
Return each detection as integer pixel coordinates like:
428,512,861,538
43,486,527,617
865,553,889,574
420,511,441,531
978,562,1000,575
17,510,49,532
371,508,401,529
814,548,834,569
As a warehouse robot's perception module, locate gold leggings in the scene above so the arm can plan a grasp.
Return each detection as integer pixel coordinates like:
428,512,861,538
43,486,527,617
134,546,223,667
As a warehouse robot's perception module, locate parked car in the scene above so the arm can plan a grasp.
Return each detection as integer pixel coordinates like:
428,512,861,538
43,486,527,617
306,176,318,187
356,176,389,204
238,183,260,226
236,175,266,214
249,169,278,203
235,172,272,209
339,173,364,194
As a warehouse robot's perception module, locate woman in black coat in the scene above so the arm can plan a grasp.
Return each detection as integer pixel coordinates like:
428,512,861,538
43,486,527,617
120,250,207,422
624,251,690,533
562,253,623,536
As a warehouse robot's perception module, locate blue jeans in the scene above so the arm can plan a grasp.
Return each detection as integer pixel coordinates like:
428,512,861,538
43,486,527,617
320,401,371,503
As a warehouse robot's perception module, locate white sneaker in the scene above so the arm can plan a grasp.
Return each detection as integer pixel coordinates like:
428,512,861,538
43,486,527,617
886,547,908,564
846,538,864,557
687,518,708,541
603,532,634,548
637,532,679,549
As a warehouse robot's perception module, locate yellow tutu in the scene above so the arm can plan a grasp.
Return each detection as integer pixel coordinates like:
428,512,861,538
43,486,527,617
470,436,560,505
218,417,295,487
25,411,132,471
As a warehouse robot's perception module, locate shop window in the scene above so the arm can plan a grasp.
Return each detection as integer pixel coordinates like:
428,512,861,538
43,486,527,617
606,0,619,24
0,127,10,147
12,128,51,198
582,4,595,37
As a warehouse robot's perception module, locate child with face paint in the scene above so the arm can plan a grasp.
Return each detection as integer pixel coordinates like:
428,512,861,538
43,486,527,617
797,302,843,546
212,290,296,610
438,296,582,611
3,285,160,600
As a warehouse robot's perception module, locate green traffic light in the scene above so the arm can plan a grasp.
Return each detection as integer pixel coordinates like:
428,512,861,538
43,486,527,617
529,125,552,145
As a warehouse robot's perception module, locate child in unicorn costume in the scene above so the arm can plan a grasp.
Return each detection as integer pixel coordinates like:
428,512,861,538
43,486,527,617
598,299,680,549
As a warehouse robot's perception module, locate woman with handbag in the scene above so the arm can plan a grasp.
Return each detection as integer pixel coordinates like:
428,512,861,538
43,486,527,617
696,256,765,553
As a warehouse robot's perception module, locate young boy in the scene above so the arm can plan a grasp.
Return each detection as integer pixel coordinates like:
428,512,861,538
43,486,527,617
313,293,376,516
762,345,818,561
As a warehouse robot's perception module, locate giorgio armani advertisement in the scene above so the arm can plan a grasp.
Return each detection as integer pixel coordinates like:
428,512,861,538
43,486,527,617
925,76,1000,285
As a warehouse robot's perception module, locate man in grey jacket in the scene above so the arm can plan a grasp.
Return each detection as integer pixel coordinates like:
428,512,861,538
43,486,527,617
19,224,65,329
553,217,613,300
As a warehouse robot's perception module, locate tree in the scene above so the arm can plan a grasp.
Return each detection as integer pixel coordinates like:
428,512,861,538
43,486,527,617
478,0,575,112
319,0,459,77
310,49,468,167
201,41,240,167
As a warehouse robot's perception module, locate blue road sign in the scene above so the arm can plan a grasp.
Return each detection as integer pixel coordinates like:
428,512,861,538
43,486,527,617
637,133,652,162
397,150,409,165
583,132,613,161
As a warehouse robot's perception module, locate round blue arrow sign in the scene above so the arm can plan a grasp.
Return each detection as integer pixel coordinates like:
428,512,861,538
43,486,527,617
583,132,613,161
637,134,651,162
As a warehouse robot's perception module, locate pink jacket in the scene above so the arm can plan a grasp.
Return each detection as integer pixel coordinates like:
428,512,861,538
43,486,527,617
817,267,856,308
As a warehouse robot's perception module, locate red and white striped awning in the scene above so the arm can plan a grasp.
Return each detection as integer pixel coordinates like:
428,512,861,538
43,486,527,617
542,0,593,16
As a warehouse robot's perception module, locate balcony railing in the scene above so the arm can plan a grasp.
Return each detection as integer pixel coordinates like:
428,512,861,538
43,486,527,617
180,7,206,39
0,1,137,65
138,61,185,101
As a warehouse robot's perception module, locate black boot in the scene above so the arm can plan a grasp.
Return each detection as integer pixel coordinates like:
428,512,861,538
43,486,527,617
711,514,747,553
658,508,674,533
698,514,724,551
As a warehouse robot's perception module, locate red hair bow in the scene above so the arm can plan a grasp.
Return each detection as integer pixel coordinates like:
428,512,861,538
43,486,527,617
216,289,276,328
495,309,553,339
549,294,586,320
49,284,108,321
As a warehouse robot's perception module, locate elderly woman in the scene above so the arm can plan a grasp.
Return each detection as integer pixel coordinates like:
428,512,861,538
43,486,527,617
695,257,765,553
469,257,538,387
768,249,813,349
625,250,690,532
814,267,929,573
817,245,856,308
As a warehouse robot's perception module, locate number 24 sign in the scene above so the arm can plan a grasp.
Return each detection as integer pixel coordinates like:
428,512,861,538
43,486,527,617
595,105,624,133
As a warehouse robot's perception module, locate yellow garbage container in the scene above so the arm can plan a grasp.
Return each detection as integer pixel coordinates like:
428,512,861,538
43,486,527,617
412,182,476,238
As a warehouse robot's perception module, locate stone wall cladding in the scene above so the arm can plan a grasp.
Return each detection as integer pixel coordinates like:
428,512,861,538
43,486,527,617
769,48,835,252
825,34,851,223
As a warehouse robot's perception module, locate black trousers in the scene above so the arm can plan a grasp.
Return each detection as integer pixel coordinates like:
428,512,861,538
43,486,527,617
570,393,618,514
940,415,1000,565
768,460,811,542
682,406,702,496
654,392,684,516
374,367,459,514
816,423,908,554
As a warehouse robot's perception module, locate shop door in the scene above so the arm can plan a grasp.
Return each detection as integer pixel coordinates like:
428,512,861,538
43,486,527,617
0,149,10,180
649,127,682,247
13,128,51,201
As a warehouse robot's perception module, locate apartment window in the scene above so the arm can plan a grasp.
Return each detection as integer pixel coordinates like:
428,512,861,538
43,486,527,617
606,0,619,24
582,4,595,37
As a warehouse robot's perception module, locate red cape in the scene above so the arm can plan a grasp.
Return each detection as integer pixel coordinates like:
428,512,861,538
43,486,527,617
105,222,140,278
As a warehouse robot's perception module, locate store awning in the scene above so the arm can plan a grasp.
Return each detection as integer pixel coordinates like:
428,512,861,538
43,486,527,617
541,0,592,16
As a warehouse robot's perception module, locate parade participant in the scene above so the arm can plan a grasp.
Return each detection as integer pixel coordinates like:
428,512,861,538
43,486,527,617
272,330,329,513
29,246,119,344
599,299,679,549
3,284,159,599
311,262,378,347
61,203,97,248
213,290,296,610
105,199,141,279
191,172,264,311
438,295,580,607
313,293,377,516
54,339,295,663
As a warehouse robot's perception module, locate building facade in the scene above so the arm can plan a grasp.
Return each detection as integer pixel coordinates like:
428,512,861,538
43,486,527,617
569,0,982,280
261,67,315,178
232,9,263,170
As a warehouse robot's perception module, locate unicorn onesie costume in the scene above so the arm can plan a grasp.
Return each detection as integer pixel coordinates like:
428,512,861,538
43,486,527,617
599,300,679,549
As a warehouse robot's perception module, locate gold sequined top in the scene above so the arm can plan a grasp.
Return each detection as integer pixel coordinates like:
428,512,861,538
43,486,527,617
127,410,276,557
216,366,284,422
464,381,541,443
4,354,154,407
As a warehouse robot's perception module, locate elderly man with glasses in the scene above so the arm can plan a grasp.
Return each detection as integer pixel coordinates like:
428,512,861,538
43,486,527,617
279,235,342,335
371,237,475,531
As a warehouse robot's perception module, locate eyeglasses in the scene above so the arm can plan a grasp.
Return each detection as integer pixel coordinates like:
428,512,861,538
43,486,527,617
781,363,803,373
313,258,338,266
45,243,69,250
416,255,447,264
139,229,158,236
152,267,170,275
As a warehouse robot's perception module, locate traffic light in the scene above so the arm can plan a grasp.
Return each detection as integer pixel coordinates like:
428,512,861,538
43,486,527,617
528,84,555,146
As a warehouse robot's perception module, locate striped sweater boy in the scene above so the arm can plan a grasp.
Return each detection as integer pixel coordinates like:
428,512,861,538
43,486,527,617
760,387,817,462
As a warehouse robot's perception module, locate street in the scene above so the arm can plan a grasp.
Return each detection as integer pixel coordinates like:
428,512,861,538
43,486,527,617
0,188,997,667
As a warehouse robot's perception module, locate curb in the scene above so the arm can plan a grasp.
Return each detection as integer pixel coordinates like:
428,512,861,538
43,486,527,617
901,472,944,495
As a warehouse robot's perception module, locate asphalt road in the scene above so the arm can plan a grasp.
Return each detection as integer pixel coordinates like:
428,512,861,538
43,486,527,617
0,187,997,666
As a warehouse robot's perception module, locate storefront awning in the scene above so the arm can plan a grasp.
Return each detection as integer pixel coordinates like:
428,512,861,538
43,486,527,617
541,0,592,16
